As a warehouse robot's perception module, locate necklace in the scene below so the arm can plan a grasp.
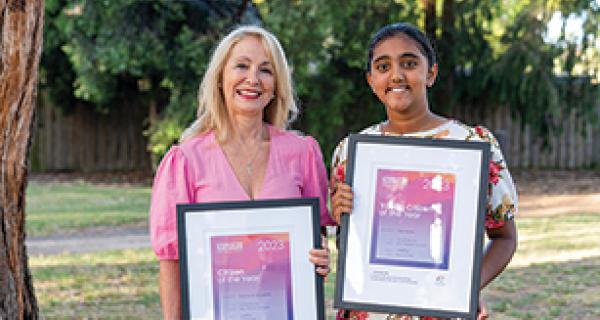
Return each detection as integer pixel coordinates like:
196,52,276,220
238,124,266,176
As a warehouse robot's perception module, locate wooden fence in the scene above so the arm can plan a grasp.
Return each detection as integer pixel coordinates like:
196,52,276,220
30,101,152,173
30,101,600,172
451,104,600,169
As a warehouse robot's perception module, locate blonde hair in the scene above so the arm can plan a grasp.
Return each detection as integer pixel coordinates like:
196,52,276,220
180,25,298,142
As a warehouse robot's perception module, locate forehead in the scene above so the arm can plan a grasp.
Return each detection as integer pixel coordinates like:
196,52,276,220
228,35,272,62
371,34,426,60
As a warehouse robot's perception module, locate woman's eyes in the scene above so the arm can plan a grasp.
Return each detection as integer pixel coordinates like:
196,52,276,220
375,63,390,72
375,60,417,72
400,60,418,68
234,64,273,75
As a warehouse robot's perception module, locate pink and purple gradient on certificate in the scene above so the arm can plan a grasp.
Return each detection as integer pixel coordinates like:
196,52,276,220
370,169,455,270
210,233,294,320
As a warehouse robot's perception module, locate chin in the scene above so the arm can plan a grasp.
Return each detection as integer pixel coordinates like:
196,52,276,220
233,104,268,115
386,104,411,113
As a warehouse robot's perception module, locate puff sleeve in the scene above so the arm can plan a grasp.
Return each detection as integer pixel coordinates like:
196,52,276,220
149,146,195,260
302,136,336,227
472,126,518,229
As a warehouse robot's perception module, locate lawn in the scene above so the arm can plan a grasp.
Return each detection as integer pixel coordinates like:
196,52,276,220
483,213,600,319
31,249,160,319
26,181,151,237
26,181,600,319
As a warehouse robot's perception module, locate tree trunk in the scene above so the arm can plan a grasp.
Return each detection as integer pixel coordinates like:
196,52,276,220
0,0,44,319
439,0,455,108
423,0,436,42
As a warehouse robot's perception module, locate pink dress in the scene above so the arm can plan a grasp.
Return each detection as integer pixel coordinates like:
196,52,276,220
150,125,335,260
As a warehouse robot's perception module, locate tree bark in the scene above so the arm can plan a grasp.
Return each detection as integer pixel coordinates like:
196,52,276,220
0,0,44,319
423,0,436,42
439,0,455,108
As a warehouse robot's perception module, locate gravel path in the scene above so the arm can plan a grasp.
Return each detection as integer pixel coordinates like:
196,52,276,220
24,170,600,256
26,225,150,256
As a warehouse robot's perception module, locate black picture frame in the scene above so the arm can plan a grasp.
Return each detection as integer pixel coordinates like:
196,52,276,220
334,134,490,319
178,198,325,320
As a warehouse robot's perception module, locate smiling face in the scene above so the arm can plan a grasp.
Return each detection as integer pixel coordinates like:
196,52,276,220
221,36,275,118
367,34,437,115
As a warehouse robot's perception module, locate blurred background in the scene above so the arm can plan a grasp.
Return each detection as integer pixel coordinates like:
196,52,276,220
25,0,600,319
33,0,599,174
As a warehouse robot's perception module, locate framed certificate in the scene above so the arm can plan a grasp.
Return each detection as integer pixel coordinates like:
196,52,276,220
334,134,490,319
178,198,325,320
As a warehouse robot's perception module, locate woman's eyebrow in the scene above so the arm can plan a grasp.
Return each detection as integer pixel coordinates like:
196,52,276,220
232,56,251,63
373,52,419,64
372,55,390,64
398,53,419,59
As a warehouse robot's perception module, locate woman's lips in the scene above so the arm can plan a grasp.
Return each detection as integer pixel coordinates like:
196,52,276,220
236,89,262,99
385,86,409,94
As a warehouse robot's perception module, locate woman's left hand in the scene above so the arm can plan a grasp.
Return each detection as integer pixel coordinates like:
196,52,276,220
309,235,330,277
478,299,489,320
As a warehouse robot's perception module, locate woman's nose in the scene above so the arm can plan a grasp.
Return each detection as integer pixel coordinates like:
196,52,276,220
244,68,260,85
391,66,404,83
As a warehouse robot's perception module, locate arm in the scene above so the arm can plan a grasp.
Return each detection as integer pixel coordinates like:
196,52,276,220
302,136,336,227
150,147,195,319
159,260,181,320
480,219,518,289
301,137,334,276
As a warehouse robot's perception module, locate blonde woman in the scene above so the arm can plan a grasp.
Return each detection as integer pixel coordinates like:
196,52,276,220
150,25,335,319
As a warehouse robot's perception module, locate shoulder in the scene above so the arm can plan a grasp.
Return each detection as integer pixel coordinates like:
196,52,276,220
446,121,498,144
331,122,382,168
359,122,383,134
176,131,217,158
156,131,216,175
271,126,322,152
334,123,382,153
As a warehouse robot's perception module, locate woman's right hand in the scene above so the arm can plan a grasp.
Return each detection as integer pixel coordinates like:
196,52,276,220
331,181,354,224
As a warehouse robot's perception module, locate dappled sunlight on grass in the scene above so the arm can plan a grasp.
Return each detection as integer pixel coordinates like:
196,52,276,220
25,180,600,319
482,213,600,319
510,213,600,267
484,256,600,319
26,181,151,236
31,249,160,319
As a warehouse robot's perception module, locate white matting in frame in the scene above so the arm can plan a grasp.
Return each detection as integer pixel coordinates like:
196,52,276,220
178,198,324,320
334,134,490,320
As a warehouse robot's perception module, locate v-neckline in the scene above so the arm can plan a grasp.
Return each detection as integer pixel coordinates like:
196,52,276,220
214,125,273,200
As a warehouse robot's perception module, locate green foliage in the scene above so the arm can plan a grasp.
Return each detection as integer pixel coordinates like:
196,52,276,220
256,0,600,163
257,0,423,162
42,0,600,166
41,0,253,160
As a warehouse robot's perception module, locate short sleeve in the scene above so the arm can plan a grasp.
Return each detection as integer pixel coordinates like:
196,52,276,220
473,126,518,229
302,136,336,227
327,137,349,225
330,137,349,185
149,146,194,260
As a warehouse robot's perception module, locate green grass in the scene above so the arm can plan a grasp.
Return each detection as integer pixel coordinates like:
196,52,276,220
31,214,600,319
26,181,151,237
26,182,600,318
483,213,600,319
31,248,160,319
31,245,340,319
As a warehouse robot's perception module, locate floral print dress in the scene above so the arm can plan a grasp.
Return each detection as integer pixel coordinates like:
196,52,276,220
330,120,518,320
